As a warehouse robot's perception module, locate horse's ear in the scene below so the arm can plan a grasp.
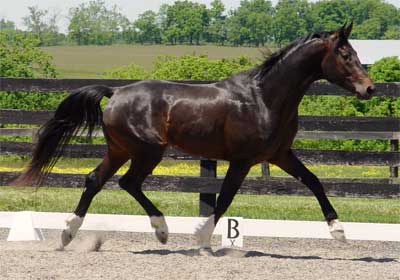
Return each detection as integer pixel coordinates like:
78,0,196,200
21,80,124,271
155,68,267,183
337,21,352,39
338,22,347,39
330,23,345,40
332,22,350,49
343,21,353,39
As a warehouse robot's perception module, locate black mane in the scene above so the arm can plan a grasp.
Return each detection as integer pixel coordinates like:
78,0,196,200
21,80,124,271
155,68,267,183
255,31,332,83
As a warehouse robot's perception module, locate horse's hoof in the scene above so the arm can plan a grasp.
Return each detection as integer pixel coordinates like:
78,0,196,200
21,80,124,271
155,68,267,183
55,245,65,251
150,216,169,244
155,228,168,244
328,219,347,243
331,230,347,243
61,229,73,247
198,247,214,257
194,215,215,248
60,214,84,248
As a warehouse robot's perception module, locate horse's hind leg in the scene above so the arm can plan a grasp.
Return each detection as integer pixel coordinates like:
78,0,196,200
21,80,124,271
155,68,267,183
119,148,169,244
60,151,128,249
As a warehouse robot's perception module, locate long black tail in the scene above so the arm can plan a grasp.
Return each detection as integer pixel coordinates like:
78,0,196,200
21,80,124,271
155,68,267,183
13,85,114,186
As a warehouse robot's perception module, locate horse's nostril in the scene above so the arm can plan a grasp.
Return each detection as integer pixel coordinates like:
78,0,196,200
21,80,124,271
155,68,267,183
367,85,375,95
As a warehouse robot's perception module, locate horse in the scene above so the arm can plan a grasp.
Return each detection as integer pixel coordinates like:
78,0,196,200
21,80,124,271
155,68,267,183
14,23,375,250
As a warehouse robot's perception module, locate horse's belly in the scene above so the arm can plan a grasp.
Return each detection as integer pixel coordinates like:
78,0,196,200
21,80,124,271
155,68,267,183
166,100,228,159
169,138,226,159
167,118,227,159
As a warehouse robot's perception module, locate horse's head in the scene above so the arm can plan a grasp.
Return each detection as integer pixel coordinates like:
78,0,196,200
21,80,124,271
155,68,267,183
321,23,375,100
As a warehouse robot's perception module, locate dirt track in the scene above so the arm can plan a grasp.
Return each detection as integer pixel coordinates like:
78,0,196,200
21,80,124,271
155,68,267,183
0,229,399,280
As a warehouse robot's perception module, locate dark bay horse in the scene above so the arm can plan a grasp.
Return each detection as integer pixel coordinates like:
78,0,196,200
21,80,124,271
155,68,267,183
15,23,375,250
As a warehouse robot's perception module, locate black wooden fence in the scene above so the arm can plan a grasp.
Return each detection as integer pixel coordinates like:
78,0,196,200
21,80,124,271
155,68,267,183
1,78,399,216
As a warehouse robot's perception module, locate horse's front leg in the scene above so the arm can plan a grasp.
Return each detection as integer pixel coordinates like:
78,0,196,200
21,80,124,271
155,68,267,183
195,161,251,250
273,149,346,242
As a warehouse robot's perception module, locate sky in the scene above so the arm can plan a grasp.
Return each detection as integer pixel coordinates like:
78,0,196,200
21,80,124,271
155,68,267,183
1,0,400,33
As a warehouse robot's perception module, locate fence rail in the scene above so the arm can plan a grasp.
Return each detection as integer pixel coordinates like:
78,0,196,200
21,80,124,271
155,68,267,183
1,172,398,199
1,78,399,215
2,109,400,130
1,141,398,166
1,77,400,97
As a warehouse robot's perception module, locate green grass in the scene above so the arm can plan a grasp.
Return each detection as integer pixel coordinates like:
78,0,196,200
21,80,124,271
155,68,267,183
0,155,391,222
0,187,398,223
42,45,264,78
0,156,396,223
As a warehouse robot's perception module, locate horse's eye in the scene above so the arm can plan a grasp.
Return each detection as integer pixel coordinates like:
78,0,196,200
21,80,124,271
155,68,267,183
342,53,351,61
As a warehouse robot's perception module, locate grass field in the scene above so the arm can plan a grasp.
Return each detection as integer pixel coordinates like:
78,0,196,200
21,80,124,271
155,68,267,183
1,187,399,223
1,156,396,223
42,45,264,78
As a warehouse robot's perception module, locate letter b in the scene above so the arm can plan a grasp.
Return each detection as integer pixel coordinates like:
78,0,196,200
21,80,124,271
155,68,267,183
228,218,239,239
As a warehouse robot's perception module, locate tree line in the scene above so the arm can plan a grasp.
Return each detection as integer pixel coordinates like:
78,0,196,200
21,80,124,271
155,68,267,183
1,0,400,47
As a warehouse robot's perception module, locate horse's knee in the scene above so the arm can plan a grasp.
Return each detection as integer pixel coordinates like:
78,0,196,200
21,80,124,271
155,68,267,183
299,173,325,195
119,175,142,197
118,175,133,191
84,171,101,195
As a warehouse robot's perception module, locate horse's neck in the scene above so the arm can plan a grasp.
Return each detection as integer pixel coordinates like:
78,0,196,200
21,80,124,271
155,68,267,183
260,43,325,111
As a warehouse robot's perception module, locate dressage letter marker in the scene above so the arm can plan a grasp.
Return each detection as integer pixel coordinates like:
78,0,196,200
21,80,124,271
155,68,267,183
221,217,243,247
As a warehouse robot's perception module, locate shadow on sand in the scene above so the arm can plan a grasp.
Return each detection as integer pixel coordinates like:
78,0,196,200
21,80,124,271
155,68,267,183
129,248,397,263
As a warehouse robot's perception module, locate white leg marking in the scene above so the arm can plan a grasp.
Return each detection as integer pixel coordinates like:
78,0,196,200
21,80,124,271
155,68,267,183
195,214,215,249
328,219,347,243
59,214,84,249
150,216,169,244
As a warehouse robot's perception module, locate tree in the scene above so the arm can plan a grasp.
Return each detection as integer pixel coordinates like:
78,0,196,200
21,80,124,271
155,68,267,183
274,0,311,46
384,26,400,39
162,1,209,45
349,0,400,39
22,6,62,46
134,11,162,44
106,5,126,44
157,4,170,42
0,31,63,111
309,0,400,39
310,0,352,32
0,19,16,31
0,19,17,39
68,0,127,45
23,6,47,44
366,0,400,35
119,16,137,44
352,17,382,39
68,6,86,45
227,0,274,46
207,0,227,45
0,31,56,78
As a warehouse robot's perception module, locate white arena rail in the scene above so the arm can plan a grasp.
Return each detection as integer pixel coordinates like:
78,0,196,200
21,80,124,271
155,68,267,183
1,211,399,242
